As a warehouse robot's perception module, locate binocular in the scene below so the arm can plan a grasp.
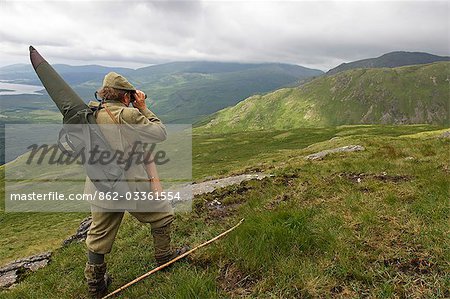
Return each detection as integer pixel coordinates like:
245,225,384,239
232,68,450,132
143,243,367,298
129,91,147,102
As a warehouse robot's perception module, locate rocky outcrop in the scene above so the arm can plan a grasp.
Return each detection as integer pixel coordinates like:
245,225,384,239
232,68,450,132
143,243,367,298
192,173,268,195
0,252,51,288
439,131,450,139
62,216,93,246
305,145,365,160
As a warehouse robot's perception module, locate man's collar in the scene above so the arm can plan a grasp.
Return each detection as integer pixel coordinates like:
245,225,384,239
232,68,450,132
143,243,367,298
104,100,127,107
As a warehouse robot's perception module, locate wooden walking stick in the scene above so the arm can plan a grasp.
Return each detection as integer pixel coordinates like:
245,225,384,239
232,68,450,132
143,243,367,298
102,218,245,299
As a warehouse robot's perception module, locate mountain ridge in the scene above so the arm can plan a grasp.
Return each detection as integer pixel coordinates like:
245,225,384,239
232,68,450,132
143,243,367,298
327,51,450,75
197,62,450,132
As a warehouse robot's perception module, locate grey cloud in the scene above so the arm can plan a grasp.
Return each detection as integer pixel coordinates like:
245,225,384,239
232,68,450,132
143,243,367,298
0,0,448,71
145,0,203,15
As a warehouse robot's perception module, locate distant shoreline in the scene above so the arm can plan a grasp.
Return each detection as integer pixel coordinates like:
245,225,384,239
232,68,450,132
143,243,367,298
0,81,44,95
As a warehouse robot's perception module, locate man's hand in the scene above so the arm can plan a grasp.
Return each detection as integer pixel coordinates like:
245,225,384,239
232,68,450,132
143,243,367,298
132,90,147,110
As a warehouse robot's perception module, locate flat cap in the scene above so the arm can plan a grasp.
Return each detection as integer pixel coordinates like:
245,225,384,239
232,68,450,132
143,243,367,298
102,72,136,91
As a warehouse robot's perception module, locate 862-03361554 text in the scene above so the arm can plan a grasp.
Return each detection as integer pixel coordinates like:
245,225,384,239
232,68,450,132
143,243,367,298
9,191,182,201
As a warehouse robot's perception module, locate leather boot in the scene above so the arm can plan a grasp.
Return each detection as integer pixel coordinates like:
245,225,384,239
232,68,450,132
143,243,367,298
84,262,112,298
152,224,190,266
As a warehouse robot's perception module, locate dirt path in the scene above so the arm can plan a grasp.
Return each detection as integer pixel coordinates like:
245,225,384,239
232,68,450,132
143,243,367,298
192,173,268,195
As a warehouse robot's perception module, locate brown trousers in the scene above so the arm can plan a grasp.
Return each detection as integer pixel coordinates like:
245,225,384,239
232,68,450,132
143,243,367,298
86,209,173,254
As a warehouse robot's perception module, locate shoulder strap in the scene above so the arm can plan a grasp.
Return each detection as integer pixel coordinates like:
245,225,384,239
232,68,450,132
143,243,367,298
102,103,120,125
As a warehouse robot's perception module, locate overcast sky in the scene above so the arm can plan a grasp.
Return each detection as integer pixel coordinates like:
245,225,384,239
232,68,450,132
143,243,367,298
0,0,448,71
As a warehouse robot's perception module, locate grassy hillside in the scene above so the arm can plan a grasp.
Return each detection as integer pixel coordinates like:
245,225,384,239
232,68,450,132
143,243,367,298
0,61,322,124
1,125,449,298
197,62,450,132
327,51,450,75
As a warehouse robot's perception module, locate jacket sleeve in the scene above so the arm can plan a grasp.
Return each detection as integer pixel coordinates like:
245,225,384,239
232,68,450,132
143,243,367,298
121,107,167,143
138,107,164,124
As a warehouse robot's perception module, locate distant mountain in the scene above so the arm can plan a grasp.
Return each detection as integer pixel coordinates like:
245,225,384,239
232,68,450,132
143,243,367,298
0,61,323,123
129,62,323,123
327,51,450,75
0,64,133,85
197,62,450,132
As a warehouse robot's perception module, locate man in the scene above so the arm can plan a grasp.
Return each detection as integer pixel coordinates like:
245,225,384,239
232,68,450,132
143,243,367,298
83,72,187,298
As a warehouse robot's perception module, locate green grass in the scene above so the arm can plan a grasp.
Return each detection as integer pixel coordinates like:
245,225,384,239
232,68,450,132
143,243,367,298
192,124,445,178
1,124,449,298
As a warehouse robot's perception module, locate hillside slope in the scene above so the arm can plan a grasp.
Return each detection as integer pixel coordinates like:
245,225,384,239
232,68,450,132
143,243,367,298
327,51,450,75
198,62,450,132
1,125,448,298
